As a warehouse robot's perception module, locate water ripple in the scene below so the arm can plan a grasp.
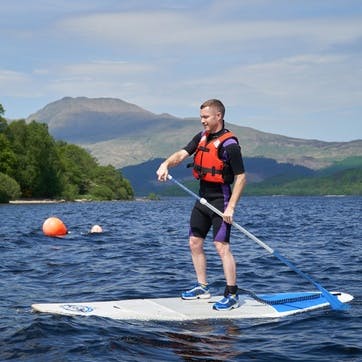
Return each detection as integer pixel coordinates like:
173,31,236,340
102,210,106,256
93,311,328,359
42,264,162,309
0,197,361,361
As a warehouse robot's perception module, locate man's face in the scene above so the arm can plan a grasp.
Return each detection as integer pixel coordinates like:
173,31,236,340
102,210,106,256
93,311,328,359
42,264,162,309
200,106,222,133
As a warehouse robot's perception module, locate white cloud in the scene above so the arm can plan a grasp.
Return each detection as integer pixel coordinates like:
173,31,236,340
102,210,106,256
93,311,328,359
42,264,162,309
57,10,362,52
0,69,36,96
61,60,155,76
1,1,362,140
237,54,362,111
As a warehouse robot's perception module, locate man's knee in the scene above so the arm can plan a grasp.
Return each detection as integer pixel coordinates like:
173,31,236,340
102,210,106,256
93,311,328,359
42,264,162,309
214,240,230,257
189,236,203,252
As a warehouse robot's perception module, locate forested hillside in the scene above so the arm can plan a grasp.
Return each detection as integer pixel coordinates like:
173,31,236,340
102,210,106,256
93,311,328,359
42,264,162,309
244,163,362,196
0,104,133,203
121,157,362,196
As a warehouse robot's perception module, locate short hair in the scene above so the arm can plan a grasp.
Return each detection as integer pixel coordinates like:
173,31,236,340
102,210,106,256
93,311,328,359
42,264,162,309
200,99,225,118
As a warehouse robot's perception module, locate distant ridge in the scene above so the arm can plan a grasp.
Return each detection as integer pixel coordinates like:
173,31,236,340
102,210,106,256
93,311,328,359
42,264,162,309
27,97,181,143
27,97,362,169
121,157,315,196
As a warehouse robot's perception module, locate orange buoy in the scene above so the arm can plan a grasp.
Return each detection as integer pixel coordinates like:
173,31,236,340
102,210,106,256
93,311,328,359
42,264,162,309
42,217,68,237
90,224,103,233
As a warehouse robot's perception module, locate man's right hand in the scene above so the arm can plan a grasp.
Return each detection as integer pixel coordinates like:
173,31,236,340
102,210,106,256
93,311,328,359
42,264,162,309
156,163,168,182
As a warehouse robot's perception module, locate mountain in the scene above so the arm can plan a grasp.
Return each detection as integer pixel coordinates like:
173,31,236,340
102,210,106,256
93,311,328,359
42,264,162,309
27,97,362,170
26,96,183,143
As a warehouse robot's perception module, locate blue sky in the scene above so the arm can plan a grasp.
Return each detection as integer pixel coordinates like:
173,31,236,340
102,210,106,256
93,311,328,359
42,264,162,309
1,0,362,141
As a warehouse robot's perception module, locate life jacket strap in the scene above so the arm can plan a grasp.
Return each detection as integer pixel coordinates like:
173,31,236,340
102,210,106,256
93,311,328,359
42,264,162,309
197,146,209,152
193,165,223,177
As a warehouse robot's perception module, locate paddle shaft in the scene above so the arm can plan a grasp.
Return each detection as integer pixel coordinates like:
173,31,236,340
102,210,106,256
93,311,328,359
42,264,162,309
166,174,347,310
167,175,272,252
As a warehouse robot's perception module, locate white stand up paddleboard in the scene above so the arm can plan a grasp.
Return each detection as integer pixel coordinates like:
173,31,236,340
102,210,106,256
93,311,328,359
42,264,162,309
32,291,353,321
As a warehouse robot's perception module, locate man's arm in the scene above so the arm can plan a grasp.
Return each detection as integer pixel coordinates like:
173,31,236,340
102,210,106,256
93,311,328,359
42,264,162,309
156,149,190,182
223,173,246,224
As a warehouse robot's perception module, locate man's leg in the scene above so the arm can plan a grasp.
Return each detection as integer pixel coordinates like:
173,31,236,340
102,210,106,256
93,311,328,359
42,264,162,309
181,235,210,300
212,240,240,310
214,240,236,286
189,236,207,284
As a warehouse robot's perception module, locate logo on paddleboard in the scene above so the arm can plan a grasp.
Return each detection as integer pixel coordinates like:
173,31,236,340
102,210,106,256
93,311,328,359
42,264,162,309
62,304,93,313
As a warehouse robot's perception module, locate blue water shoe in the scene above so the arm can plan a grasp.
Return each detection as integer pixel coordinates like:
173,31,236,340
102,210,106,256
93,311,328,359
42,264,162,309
181,283,211,300
213,294,240,311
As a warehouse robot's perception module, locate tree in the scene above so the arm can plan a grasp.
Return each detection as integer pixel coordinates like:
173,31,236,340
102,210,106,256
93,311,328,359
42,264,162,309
0,106,7,133
56,142,99,196
91,165,134,200
0,133,17,175
26,121,62,197
6,120,62,197
0,172,21,203
0,107,134,200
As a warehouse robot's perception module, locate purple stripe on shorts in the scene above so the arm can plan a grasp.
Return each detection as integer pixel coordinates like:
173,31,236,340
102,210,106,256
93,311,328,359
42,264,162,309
213,184,232,242
215,221,228,241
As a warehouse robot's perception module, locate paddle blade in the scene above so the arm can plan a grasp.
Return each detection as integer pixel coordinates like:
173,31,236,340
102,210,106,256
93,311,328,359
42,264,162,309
273,250,349,311
318,285,350,311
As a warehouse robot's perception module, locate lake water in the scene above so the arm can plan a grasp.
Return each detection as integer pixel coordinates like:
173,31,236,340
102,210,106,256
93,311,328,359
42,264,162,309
0,196,361,361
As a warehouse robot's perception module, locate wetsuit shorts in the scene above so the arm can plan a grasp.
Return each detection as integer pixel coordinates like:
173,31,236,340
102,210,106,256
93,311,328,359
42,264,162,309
189,198,231,243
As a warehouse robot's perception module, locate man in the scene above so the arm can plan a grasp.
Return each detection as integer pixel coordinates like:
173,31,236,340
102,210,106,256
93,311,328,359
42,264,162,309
156,99,246,311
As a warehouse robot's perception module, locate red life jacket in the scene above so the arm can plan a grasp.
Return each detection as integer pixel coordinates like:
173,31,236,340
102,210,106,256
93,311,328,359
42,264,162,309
192,131,237,183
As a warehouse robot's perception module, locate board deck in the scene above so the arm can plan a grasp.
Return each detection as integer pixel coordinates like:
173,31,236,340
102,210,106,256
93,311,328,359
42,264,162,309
31,291,353,321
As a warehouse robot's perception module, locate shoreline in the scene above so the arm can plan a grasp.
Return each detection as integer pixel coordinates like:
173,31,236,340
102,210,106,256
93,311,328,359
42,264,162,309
9,199,66,204
8,197,153,204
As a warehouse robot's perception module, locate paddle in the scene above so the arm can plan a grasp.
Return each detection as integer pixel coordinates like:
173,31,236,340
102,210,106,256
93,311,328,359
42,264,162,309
167,174,348,311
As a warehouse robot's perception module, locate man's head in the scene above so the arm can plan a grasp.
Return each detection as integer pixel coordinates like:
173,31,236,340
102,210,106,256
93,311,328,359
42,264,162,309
200,99,225,118
200,99,225,133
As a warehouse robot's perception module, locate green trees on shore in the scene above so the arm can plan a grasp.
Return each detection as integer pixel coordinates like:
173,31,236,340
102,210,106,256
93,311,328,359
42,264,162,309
244,167,362,196
0,105,133,203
